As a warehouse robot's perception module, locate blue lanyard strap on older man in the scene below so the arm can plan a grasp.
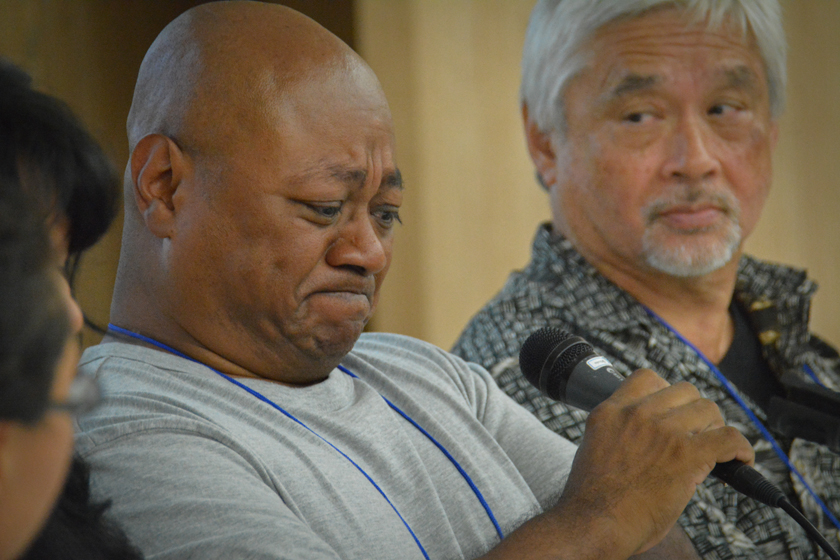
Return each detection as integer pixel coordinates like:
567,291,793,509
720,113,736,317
643,310,840,532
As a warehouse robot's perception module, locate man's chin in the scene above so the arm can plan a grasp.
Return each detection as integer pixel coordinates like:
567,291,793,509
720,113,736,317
309,320,368,358
642,225,741,278
643,245,737,277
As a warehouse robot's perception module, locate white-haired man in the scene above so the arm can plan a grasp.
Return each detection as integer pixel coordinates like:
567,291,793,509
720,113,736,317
454,1,840,559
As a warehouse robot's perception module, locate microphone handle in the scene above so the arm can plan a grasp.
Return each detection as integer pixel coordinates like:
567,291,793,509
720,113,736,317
525,329,788,509
562,353,787,508
710,460,785,507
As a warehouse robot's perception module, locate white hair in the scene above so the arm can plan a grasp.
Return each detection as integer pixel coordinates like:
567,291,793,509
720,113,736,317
521,0,786,135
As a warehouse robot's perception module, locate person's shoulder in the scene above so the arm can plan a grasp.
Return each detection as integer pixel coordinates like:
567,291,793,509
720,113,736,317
80,341,224,389
349,332,490,390
20,455,144,560
451,272,554,361
75,341,246,457
452,232,620,365
352,332,460,368
81,340,187,374
347,332,527,422
738,254,812,294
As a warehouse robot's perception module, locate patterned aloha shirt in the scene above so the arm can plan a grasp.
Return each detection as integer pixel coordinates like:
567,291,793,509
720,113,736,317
453,223,840,560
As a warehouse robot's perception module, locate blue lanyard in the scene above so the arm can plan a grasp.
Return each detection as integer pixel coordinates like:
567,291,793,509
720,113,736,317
802,363,826,387
642,311,840,530
336,364,504,540
107,324,504,556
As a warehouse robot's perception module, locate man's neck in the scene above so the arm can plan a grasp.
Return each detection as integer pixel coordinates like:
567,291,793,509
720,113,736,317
596,258,739,365
107,306,340,387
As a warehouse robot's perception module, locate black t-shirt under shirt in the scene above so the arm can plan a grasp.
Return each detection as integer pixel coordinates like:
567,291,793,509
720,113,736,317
717,302,785,414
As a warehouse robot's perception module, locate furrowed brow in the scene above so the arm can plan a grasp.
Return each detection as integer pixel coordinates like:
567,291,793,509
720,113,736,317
328,167,404,191
720,65,760,93
330,168,368,188
609,73,660,99
382,169,403,191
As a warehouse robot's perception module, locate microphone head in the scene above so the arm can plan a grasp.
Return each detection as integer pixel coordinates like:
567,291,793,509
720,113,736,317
519,327,573,388
520,327,594,400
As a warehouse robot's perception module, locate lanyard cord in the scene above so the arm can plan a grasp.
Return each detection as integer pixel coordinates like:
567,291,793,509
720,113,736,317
802,363,826,387
107,324,504,554
107,324,430,558
337,364,504,540
642,311,840,531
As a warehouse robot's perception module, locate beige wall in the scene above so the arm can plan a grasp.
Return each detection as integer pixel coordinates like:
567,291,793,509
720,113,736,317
0,0,197,347
750,1,840,347
358,1,551,344
3,1,837,352
359,0,840,351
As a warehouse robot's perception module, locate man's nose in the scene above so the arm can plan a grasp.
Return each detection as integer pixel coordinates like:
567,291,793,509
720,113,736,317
661,115,721,182
326,214,388,275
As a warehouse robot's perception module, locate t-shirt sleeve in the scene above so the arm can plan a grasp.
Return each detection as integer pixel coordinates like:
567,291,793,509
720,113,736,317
80,427,341,560
450,354,578,511
349,333,579,513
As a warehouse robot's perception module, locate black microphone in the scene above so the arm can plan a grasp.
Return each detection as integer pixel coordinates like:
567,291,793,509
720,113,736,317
519,327,786,508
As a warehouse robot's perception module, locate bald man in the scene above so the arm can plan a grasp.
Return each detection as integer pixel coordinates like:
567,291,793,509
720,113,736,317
75,3,752,559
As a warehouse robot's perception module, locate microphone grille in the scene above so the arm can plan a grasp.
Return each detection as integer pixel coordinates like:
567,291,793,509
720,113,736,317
550,342,592,379
519,327,574,386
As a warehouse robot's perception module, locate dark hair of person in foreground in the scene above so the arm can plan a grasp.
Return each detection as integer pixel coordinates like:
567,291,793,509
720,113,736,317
0,58,142,560
21,459,143,560
0,58,119,280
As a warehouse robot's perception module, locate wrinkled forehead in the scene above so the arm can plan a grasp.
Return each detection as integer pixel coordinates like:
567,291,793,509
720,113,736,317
274,57,393,130
182,54,398,202
582,7,767,88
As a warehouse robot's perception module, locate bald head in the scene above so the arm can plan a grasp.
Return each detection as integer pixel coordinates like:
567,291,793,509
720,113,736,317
127,1,365,154
113,2,400,384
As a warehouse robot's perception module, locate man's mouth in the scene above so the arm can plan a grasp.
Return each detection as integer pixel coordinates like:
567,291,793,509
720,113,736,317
310,281,375,304
655,205,726,231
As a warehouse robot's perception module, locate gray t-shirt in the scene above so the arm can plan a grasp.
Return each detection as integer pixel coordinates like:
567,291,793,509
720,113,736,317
76,333,577,560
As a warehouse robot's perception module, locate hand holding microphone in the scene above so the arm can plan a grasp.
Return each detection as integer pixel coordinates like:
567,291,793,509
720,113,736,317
519,327,785,506
518,327,758,556
519,327,840,560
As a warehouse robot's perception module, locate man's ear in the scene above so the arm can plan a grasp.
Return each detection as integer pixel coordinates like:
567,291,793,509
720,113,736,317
130,134,187,239
523,104,560,191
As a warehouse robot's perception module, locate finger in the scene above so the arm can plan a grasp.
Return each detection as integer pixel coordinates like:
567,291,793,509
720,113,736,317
631,379,704,413
609,368,670,402
603,377,713,432
691,425,756,468
651,394,727,435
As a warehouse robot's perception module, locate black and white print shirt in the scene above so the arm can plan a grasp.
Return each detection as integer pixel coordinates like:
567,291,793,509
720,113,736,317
453,223,840,560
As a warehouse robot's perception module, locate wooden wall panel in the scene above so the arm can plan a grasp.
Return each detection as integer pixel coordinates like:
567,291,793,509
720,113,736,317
3,1,837,352
1,0,202,347
748,0,840,346
359,1,550,347
358,0,840,350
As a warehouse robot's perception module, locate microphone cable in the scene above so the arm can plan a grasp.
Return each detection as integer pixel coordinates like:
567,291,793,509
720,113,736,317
643,307,840,532
778,499,840,560
520,327,840,560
